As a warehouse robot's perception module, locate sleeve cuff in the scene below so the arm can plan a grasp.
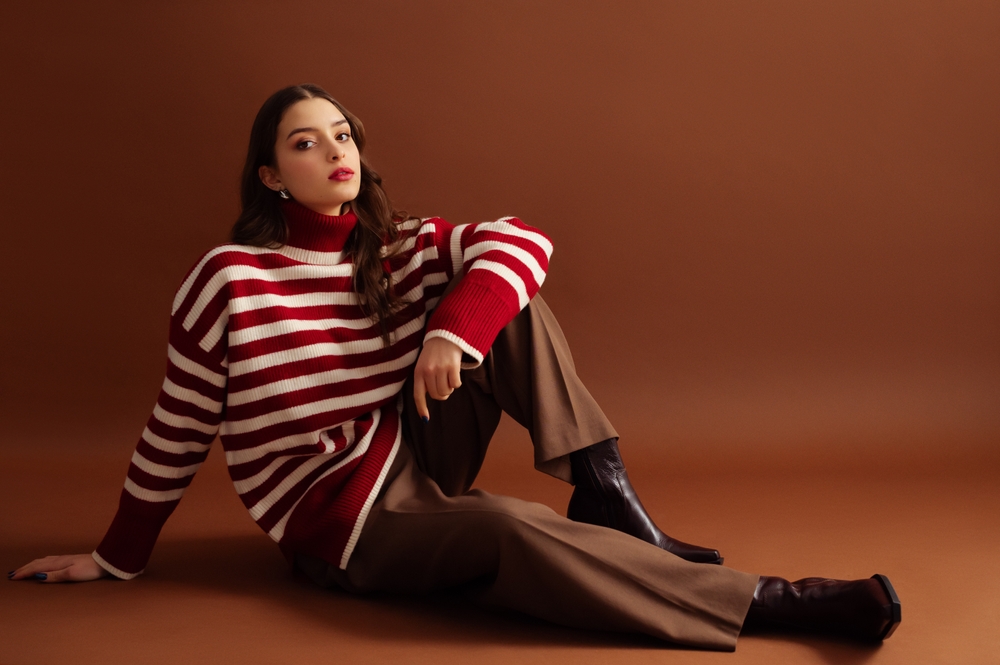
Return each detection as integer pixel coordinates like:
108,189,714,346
423,329,484,369
424,278,520,362
92,550,142,580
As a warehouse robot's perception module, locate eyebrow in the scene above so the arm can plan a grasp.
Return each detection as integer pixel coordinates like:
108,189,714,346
286,119,349,140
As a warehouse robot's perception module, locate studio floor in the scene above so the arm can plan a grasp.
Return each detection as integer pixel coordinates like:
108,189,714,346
2,419,998,665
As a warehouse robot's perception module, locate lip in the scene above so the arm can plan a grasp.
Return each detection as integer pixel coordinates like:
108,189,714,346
329,168,355,181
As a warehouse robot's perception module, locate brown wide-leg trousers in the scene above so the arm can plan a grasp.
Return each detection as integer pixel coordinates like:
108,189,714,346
295,295,759,651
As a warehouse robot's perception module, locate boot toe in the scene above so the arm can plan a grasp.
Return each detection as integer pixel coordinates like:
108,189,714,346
872,574,902,640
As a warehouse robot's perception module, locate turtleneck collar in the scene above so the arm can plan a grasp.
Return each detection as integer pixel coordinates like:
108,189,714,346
281,199,358,254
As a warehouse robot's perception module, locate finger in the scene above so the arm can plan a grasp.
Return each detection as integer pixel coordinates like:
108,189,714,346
433,371,452,400
449,364,462,391
10,556,64,580
413,373,429,421
33,564,74,583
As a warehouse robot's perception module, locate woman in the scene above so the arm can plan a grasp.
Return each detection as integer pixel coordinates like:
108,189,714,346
9,84,900,650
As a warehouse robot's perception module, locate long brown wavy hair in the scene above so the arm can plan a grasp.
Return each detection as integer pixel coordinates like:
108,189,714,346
231,83,410,345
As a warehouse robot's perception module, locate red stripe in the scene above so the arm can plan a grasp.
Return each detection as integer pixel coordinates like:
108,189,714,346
145,416,217,446
126,463,196,492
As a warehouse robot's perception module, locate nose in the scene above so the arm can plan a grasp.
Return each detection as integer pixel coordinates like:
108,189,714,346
329,143,346,161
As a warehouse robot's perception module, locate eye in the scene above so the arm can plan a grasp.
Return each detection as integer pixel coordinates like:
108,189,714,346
295,139,316,150
336,132,351,142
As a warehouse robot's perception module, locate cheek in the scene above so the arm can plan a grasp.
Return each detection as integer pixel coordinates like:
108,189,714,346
284,157,326,185
347,145,362,169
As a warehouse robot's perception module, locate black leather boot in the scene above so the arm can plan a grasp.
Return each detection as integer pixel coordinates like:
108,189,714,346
567,438,724,565
743,574,902,641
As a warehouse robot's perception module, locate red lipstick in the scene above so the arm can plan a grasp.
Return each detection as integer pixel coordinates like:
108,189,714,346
329,168,355,181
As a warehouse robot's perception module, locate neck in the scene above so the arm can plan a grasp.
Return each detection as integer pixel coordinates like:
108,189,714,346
280,199,358,253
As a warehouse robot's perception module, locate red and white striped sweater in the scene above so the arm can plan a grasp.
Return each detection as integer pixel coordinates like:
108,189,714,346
93,200,552,579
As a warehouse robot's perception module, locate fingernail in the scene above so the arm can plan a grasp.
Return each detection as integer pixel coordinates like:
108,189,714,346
421,416,429,423
7,571,14,578
34,573,47,580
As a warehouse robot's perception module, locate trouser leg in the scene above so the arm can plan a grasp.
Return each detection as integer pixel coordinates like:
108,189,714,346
293,295,758,648
298,447,758,651
402,293,618,495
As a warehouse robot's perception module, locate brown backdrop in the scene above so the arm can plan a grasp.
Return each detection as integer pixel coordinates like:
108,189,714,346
1,0,997,468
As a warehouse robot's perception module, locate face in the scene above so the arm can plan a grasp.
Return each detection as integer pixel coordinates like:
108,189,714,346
259,96,362,216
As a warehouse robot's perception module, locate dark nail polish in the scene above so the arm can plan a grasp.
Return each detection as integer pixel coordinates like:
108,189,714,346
34,573,47,580
7,571,14,578
421,416,429,423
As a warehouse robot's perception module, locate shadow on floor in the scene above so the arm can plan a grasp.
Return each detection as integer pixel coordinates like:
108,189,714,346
5,533,890,663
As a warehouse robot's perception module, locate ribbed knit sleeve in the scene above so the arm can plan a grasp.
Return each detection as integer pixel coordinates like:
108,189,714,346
422,217,552,365
93,249,229,580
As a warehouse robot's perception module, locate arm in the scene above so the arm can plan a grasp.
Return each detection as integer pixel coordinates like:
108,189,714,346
411,217,552,418
11,250,230,582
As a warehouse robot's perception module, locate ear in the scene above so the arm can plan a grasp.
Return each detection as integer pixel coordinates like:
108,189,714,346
258,164,283,191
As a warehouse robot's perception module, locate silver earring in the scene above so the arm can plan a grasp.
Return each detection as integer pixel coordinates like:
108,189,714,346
278,189,290,199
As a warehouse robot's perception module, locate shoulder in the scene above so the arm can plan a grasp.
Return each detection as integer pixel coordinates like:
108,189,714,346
170,243,276,316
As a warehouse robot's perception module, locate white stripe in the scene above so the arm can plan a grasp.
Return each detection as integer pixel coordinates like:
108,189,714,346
467,260,529,309
228,314,425,376
161,376,223,413
227,348,418,406
198,305,229,352
249,408,381,522
274,246,349,266
152,403,219,435
463,239,546,287
124,477,185,503
450,224,468,275
141,426,212,455
167,344,226,388
231,262,353,281
224,382,401,435
130,450,203,480
229,290,359,316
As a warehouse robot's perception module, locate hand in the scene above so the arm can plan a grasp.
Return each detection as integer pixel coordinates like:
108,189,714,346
9,554,110,583
413,337,463,422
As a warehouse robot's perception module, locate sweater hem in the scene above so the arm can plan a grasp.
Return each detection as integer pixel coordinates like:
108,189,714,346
338,427,402,569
